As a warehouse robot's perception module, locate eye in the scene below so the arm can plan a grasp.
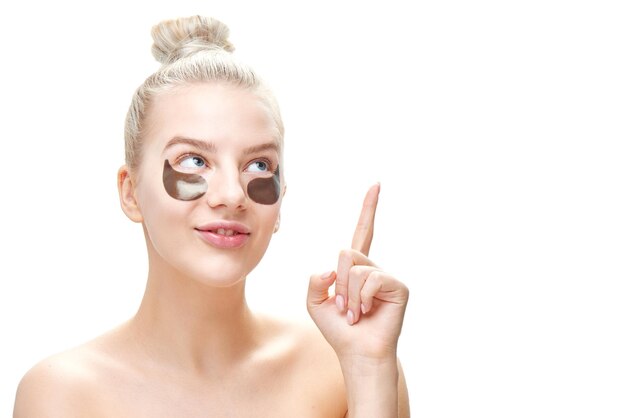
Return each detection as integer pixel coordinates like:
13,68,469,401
246,160,270,173
179,155,206,169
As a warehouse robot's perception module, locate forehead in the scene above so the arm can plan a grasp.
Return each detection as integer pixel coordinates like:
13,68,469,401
143,82,280,153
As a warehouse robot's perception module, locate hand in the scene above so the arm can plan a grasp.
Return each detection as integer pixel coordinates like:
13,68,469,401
307,184,409,361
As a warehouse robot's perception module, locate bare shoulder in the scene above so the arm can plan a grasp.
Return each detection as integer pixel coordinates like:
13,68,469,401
14,346,98,417
13,326,128,418
256,315,410,418
255,313,342,368
254,314,347,414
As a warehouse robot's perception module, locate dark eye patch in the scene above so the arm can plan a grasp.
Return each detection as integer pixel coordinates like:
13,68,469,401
247,165,280,205
163,159,208,201
162,160,280,205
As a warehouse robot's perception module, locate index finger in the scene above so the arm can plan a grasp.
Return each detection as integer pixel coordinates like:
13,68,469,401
351,183,380,256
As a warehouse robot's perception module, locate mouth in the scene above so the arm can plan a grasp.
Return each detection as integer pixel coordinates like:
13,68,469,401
202,228,247,237
195,221,251,249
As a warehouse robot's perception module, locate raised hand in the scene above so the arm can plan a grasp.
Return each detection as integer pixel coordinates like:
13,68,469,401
307,184,409,361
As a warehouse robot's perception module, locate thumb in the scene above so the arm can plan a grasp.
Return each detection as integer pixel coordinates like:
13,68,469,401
307,271,336,313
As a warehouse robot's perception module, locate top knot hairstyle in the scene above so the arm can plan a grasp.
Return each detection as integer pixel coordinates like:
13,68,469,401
151,16,234,65
124,15,284,170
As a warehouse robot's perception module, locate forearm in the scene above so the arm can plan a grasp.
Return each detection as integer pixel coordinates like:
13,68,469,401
340,355,399,418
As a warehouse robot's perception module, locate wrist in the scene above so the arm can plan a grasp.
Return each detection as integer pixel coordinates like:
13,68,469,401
336,343,398,369
338,353,398,376
339,355,399,418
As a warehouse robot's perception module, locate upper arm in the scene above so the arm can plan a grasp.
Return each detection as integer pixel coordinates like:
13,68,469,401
13,357,90,418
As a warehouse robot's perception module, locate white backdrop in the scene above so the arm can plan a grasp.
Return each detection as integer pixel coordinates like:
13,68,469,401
1,0,625,416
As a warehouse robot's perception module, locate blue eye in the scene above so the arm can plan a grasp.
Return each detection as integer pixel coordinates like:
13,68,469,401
247,160,269,172
180,155,206,169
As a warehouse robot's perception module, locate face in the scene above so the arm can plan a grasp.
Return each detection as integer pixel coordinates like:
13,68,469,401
126,82,285,287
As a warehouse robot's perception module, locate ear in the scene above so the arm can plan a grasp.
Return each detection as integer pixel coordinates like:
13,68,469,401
118,165,143,223
274,212,281,233
274,183,286,233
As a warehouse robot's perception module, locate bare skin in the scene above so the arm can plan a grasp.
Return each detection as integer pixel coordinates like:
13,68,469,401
14,317,351,417
13,83,409,417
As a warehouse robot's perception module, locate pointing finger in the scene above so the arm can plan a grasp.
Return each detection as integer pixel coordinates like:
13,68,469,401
351,183,380,256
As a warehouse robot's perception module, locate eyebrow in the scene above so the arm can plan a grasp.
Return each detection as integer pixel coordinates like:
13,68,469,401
242,142,280,156
163,136,280,156
163,137,217,154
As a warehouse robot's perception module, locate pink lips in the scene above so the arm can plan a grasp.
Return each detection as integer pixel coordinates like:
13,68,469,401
195,221,251,249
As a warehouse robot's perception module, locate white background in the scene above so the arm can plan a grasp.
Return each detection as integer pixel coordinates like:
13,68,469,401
1,0,625,416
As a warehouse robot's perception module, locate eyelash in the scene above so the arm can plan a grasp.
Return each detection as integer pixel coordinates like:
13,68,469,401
175,152,210,169
174,152,276,172
247,158,275,173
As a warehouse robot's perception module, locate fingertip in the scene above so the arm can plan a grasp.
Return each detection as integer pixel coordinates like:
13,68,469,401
335,294,345,311
347,309,355,326
321,270,335,280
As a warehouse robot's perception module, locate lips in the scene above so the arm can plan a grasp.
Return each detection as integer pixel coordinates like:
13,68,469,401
195,221,251,249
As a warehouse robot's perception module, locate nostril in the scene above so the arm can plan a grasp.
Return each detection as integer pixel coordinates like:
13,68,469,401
204,177,248,208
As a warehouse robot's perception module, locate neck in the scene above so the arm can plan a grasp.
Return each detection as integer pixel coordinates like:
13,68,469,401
129,251,259,376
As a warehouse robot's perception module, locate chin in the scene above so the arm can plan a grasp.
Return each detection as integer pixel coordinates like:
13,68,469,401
147,233,267,289
193,272,247,288
181,255,256,289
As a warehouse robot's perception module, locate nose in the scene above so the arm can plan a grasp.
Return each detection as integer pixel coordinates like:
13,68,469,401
205,166,247,210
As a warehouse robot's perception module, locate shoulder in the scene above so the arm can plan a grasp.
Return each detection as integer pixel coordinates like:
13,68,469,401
13,326,129,418
255,315,410,417
14,346,102,417
253,314,347,412
255,313,341,368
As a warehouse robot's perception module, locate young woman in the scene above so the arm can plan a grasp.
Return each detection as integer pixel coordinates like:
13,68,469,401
14,15,409,418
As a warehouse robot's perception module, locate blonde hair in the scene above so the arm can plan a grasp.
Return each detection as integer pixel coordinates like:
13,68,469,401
124,15,284,170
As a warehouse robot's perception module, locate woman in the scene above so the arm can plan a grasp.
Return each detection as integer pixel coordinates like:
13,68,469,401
14,15,409,417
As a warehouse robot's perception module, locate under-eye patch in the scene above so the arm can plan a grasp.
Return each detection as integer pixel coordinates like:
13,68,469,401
162,159,280,205
247,165,280,204
163,160,208,201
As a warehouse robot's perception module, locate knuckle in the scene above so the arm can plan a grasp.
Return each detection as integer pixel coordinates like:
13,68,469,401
349,266,370,283
338,248,356,260
368,270,383,287
349,265,364,277
308,274,321,288
366,268,380,281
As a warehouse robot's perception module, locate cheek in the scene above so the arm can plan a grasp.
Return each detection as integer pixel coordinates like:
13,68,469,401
256,204,281,235
136,176,190,234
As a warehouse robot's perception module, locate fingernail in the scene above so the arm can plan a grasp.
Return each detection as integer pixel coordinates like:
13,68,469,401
321,271,333,280
361,303,367,314
347,310,355,325
336,295,345,311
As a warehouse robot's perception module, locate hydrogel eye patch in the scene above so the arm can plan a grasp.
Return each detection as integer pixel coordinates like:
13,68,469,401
162,160,208,201
162,159,280,205
250,163,281,204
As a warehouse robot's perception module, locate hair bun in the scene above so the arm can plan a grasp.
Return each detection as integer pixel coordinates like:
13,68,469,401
151,15,234,65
